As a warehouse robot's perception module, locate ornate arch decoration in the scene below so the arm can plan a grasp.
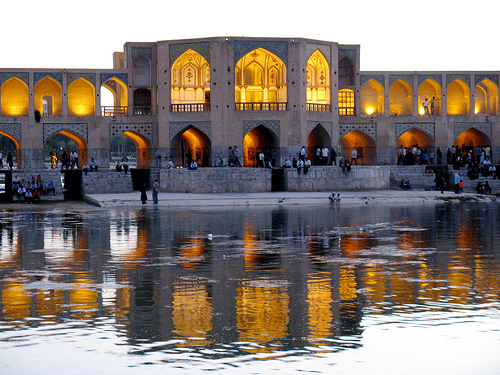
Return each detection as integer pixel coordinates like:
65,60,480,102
234,41,288,66
0,123,21,144
170,42,211,67
307,121,332,140
169,121,212,142
454,122,492,141
243,120,280,139
360,75,384,89
100,73,128,86
68,73,96,86
109,122,153,144
43,123,88,143
395,122,435,140
0,72,29,86
34,72,63,86
306,43,331,65
339,123,377,142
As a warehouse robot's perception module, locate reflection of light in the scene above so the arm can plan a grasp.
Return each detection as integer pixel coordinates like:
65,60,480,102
365,106,375,115
474,107,479,114
307,274,333,344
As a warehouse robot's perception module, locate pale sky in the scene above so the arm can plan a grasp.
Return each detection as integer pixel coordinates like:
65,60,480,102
1,0,497,72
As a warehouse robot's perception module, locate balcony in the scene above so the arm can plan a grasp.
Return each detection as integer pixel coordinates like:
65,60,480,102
101,106,127,117
171,103,210,112
133,106,152,116
235,102,287,111
306,103,331,112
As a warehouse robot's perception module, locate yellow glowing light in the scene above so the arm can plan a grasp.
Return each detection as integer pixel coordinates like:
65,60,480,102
365,107,375,115
474,107,479,114
419,108,425,115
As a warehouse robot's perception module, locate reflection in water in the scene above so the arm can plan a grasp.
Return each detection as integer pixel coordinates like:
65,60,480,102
0,203,500,373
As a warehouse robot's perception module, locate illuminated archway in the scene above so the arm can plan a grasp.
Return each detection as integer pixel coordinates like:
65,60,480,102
35,77,62,116
340,130,377,165
447,79,470,115
396,128,435,164
1,77,29,116
119,131,153,168
0,131,21,168
101,77,128,116
243,125,279,167
360,79,384,116
418,79,441,115
455,128,490,149
338,88,355,116
68,78,95,116
389,79,413,116
306,50,330,105
45,130,87,168
171,126,212,167
307,124,331,165
171,49,210,109
474,78,498,115
235,48,287,106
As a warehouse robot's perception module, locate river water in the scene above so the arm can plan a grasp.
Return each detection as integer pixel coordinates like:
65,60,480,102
0,202,499,374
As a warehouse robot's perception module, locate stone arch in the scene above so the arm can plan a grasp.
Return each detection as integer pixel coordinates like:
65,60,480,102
418,78,441,115
243,125,279,167
455,128,491,150
45,130,87,167
110,130,153,168
0,131,21,168
235,48,287,106
390,79,413,116
132,54,151,86
474,78,498,115
101,77,128,116
307,124,331,165
171,49,210,107
35,77,62,116
171,126,212,167
338,56,354,87
1,77,29,116
340,130,377,165
447,79,470,115
396,128,435,165
133,88,151,115
306,49,330,105
68,78,95,116
360,79,384,116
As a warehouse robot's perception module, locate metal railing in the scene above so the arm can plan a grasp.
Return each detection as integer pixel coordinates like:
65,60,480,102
171,103,210,112
101,106,127,117
235,102,287,111
133,106,152,116
306,103,331,112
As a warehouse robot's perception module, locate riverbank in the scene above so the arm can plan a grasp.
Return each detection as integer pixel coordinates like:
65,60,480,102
84,189,496,208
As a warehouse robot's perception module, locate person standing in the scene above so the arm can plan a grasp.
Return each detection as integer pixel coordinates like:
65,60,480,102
423,98,430,116
454,172,461,194
351,148,358,165
6,151,13,170
233,146,242,167
0,150,3,168
299,146,306,162
140,183,148,204
152,179,159,204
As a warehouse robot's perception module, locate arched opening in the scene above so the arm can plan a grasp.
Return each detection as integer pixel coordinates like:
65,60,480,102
243,125,279,167
0,132,20,169
132,54,151,86
1,78,29,116
133,88,151,115
390,79,413,116
455,128,490,151
447,79,470,116
418,79,441,116
68,78,95,116
171,126,211,167
340,130,376,165
396,128,435,165
338,88,355,116
35,77,62,116
306,50,330,107
307,124,331,165
235,48,287,109
110,135,136,167
171,49,210,111
338,57,354,87
44,131,87,168
474,79,498,115
119,131,152,168
101,78,128,116
360,79,384,116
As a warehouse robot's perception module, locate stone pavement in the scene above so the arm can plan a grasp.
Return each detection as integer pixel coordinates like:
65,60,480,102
85,189,496,208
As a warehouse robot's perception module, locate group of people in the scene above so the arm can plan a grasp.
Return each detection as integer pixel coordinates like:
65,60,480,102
227,146,242,167
50,149,79,169
12,174,56,202
140,180,160,204
397,145,433,166
115,159,130,174
421,97,439,116
0,150,14,170
254,148,277,168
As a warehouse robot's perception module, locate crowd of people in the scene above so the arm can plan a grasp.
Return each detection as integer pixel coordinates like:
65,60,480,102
12,174,56,203
49,149,80,169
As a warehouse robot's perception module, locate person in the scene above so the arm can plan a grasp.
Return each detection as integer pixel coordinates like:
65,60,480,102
351,148,358,165
484,181,492,194
282,158,292,168
228,147,235,167
430,97,438,115
321,147,329,165
233,146,242,167
6,151,13,170
45,181,56,196
140,183,148,204
154,148,161,168
82,162,89,175
188,160,198,170
152,179,159,204
423,98,430,116
299,146,306,162
72,150,79,168
304,157,311,174
123,159,129,174
17,184,27,199
435,173,446,194
33,189,41,203
0,150,3,168
34,109,41,122
115,161,122,172
166,159,174,169
331,147,337,166
328,193,341,203
296,158,304,174
24,189,33,203
459,179,464,194
90,158,98,172
454,172,461,194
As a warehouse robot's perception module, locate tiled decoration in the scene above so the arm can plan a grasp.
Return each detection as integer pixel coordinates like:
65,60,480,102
100,73,128,86
68,73,95,85
0,123,21,143
34,72,63,86
446,74,470,87
234,41,288,65
132,47,152,60
389,75,413,87
243,120,280,139
169,121,212,142
338,49,356,63
306,43,331,65
474,74,499,86
307,121,332,140
395,122,435,140
340,123,377,141
360,75,384,88
0,72,29,86
418,74,442,86
110,123,153,144
43,123,88,143
454,122,492,141
170,42,211,66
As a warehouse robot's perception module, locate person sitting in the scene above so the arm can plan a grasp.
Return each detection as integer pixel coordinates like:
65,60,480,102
476,181,484,194
24,189,33,203
401,179,412,190
90,158,98,172
484,181,492,194
282,158,292,168
296,158,304,174
33,189,41,203
304,158,311,175
115,161,122,172
17,185,27,199
188,160,198,170
166,159,174,169
82,162,90,175
45,181,56,196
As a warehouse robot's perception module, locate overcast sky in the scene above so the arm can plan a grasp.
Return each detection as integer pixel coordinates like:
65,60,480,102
1,0,497,72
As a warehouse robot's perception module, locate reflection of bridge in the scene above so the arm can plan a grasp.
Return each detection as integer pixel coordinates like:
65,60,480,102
0,37,499,171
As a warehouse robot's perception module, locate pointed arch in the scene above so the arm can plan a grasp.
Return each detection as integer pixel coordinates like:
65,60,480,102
360,79,384,116
171,126,212,167
340,130,377,165
35,77,62,116
132,54,151,86
235,48,287,108
396,128,435,165
0,131,21,168
307,124,331,164
474,78,498,116
306,49,330,107
121,130,153,168
338,56,354,87
389,79,413,116
101,77,128,116
1,77,29,116
447,79,470,115
243,125,279,167
45,130,87,167
68,78,95,116
455,128,491,149
418,78,441,116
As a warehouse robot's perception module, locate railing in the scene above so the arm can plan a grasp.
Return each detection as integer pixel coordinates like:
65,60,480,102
339,107,355,116
101,106,127,116
306,103,331,112
133,106,152,116
235,102,287,111
171,103,210,112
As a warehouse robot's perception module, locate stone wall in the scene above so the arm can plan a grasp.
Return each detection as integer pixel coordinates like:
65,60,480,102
82,170,133,194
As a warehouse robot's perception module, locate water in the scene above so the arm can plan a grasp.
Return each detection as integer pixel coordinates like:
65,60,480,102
0,202,499,374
